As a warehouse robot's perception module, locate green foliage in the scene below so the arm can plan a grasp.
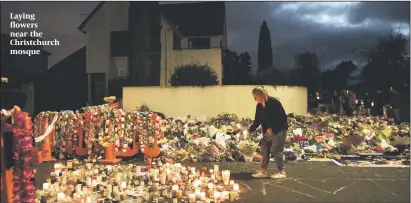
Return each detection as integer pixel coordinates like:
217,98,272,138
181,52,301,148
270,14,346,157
258,20,273,72
222,49,252,85
294,52,320,93
320,60,357,91
361,31,409,90
169,61,219,86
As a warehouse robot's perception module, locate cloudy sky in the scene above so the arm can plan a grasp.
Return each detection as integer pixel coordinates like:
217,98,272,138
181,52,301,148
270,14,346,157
1,1,410,72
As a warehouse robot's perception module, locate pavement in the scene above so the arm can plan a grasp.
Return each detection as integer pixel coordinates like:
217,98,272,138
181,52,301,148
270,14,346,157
35,160,410,203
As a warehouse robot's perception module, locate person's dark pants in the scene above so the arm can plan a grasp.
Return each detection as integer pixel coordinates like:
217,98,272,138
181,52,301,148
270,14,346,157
260,130,286,171
347,106,354,116
365,108,371,117
392,108,401,124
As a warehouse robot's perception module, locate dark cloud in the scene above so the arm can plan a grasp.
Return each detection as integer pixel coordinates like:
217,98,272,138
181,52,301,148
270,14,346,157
1,1,409,71
348,2,410,24
226,2,410,72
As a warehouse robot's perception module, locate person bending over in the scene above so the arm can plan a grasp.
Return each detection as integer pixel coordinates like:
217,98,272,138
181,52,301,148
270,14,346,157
248,86,288,179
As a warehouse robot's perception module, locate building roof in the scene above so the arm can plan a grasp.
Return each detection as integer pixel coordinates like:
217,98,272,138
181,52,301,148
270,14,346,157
78,2,225,36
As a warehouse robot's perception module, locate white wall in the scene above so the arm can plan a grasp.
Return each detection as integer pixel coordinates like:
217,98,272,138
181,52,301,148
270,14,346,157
123,86,308,118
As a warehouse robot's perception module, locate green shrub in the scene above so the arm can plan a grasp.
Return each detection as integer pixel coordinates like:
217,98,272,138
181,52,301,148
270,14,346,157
169,62,219,86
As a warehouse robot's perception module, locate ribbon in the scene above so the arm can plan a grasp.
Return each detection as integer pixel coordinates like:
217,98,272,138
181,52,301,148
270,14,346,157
34,114,58,143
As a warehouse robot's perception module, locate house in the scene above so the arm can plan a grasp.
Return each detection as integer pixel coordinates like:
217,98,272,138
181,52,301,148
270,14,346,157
43,46,88,112
78,2,227,105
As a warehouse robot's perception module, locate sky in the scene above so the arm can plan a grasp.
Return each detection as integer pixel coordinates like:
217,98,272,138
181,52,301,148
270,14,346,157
1,1,410,72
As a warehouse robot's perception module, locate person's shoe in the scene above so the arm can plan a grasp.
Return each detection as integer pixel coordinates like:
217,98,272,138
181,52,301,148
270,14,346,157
252,171,268,178
270,172,287,179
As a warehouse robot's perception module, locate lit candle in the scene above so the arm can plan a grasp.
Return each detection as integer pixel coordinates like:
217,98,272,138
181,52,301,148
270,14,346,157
209,169,214,174
200,192,206,200
86,177,92,186
86,196,92,203
233,183,239,191
57,192,65,201
75,184,82,193
176,190,183,198
222,191,229,201
67,160,73,169
121,181,127,189
214,191,221,200
207,183,214,189
42,183,50,191
230,180,234,185
136,166,141,175
160,173,166,185
212,174,217,183
172,185,179,191
222,170,230,185
193,179,201,188
213,165,219,175
195,188,201,198
188,193,196,203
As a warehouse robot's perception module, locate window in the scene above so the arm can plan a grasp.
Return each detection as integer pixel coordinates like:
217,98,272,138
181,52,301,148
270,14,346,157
188,37,210,49
111,31,130,57
173,32,181,50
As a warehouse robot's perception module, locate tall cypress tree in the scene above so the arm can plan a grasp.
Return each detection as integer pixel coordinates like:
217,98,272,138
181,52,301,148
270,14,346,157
128,2,160,86
257,20,273,74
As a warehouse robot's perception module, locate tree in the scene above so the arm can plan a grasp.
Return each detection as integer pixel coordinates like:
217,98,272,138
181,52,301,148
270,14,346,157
320,60,357,91
222,49,252,85
294,52,320,93
147,2,161,86
257,20,273,74
128,2,161,86
169,62,219,86
361,31,409,90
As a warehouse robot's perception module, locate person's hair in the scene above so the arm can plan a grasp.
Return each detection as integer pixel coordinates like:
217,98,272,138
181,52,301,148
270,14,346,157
252,86,269,101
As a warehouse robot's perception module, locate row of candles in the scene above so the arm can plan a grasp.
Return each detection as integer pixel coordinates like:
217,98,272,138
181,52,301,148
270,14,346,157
37,160,240,203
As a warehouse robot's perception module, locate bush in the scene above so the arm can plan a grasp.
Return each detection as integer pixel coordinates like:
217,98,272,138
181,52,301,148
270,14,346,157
169,62,219,86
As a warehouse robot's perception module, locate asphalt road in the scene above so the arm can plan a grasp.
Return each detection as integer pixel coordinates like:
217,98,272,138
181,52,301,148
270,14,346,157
35,160,410,203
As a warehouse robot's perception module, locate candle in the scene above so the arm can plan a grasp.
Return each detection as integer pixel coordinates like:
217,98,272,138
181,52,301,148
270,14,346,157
57,192,65,200
230,180,234,185
233,183,239,191
213,165,219,175
121,181,127,189
190,167,196,175
86,177,92,186
75,184,82,193
172,185,179,191
222,170,230,185
172,198,178,203
195,188,201,198
193,179,201,188
42,183,49,191
200,192,206,200
86,196,92,203
160,173,166,185
67,160,73,169
136,166,141,176
222,191,229,201
176,190,183,198
209,169,214,174
188,193,196,203
207,183,214,189
214,191,221,200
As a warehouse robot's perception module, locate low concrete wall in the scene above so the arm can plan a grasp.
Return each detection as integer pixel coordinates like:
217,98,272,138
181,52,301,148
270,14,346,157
123,85,307,119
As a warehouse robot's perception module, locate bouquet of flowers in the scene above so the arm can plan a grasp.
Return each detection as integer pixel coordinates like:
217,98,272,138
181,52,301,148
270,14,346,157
237,140,258,161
